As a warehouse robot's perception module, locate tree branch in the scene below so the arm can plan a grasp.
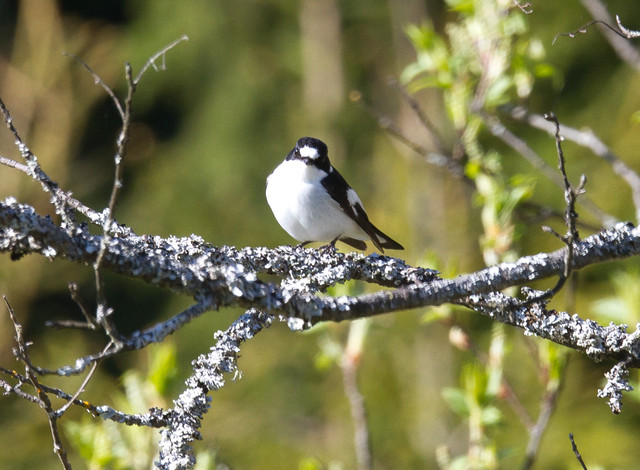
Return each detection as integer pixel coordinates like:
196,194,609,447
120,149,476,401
157,309,272,469
2,198,640,367
508,106,640,225
580,0,640,71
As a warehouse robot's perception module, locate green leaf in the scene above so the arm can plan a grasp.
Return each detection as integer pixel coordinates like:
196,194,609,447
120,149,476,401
481,405,502,426
442,387,470,417
485,75,513,107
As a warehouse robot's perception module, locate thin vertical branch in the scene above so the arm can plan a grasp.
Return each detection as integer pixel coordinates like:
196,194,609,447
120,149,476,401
569,433,589,470
520,369,565,470
341,320,372,470
483,113,610,226
86,36,189,343
4,297,73,470
522,113,584,305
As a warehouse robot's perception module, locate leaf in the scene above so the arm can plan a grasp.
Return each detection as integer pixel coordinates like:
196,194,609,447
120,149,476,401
442,387,470,417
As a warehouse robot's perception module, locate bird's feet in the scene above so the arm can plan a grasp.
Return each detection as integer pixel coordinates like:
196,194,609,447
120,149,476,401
318,238,339,254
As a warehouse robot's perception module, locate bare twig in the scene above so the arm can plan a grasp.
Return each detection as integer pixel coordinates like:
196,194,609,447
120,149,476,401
341,320,372,470
56,358,99,416
73,37,189,344
513,1,533,14
91,63,135,344
615,15,640,39
516,202,600,232
349,90,464,177
483,113,609,226
42,302,212,377
0,153,115,228
520,365,565,469
508,106,640,225
63,52,125,120
0,155,29,173
45,283,98,330
0,365,168,427
580,0,640,71
569,433,589,470
4,297,72,470
388,78,447,155
553,19,622,45
134,35,189,85
0,100,77,229
515,112,583,305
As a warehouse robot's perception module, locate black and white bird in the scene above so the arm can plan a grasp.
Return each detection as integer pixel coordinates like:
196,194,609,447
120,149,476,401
266,137,404,253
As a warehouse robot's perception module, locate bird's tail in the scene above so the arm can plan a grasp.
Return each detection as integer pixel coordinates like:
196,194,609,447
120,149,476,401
370,228,404,253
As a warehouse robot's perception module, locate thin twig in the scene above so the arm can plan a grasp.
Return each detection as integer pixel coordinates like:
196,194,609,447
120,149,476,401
0,365,168,427
68,282,96,325
521,112,583,304
4,297,72,470
134,35,189,85
553,19,620,45
513,1,533,14
580,0,640,71
42,302,211,377
87,38,188,343
569,433,589,470
90,62,135,343
341,320,372,470
350,90,467,179
516,202,600,232
0,151,117,228
56,359,99,417
507,106,634,226
520,363,565,470
0,155,29,173
615,15,640,39
484,113,608,226
0,100,77,229
388,78,447,155
63,52,125,120
45,283,98,330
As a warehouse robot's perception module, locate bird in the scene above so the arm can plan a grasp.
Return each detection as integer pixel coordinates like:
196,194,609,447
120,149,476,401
266,136,404,253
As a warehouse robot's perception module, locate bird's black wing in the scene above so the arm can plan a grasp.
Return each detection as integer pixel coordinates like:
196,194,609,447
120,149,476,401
321,168,404,252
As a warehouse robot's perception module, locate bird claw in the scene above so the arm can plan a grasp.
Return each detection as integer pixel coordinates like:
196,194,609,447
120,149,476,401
318,238,339,254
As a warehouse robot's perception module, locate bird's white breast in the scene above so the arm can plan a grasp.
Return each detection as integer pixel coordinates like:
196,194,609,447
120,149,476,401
266,160,367,243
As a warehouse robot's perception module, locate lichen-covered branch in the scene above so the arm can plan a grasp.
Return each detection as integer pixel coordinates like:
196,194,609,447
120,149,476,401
2,197,640,368
156,309,273,469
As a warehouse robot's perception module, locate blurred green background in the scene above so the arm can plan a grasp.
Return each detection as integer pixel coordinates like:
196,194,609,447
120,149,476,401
1,0,640,468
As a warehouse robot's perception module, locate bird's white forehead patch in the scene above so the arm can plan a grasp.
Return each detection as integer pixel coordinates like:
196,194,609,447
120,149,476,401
347,188,362,207
299,145,320,159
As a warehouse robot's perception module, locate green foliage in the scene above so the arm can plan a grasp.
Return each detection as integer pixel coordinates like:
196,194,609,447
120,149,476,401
441,324,506,469
401,2,557,464
403,0,557,114
403,0,549,266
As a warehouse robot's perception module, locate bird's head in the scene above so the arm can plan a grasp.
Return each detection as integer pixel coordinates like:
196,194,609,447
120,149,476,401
286,137,331,172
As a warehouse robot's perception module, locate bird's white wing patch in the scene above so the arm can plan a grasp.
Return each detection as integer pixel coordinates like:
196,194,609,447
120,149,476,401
347,188,362,208
299,145,320,159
